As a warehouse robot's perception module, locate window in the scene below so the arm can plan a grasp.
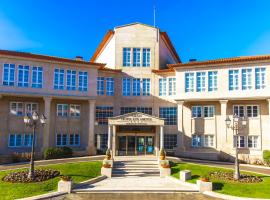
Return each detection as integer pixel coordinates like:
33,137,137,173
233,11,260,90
32,67,43,88
96,106,113,125
196,72,206,92
247,105,259,118
122,78,131,96
97,77,105,95
142,78,150,96
25,103,38,116
208,71,217,91
95,134,108,151
242,69,252,90
192,106,202,118
123,48,131,67
132,78,140,96
66,70,76,90
248,136,259,149
120,107,152,115
78,71,88,91
143,48,151,67
234,136,246,148
10,102,23,116
133,48,141,67
24,134,33,147
204,106,215,118
185,73,194,92
57,104,68,117
192,135,203,147
56,134,68,146
106,77,114,96
168,77,176,96
3,63,15,86
229,70,239,90
159,107,177,125
70,104,80,117
159,78,167,96
8,134,23,147
255,68,266,89
137,107,152,115
18,65,29,87
54,69,64,90
69,134,80,146
164,134,177,150
204,135,214,147
233,105,245,117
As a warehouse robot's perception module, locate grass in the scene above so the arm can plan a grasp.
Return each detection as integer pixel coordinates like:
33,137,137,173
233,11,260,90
0,161,102,200
171,162,270,199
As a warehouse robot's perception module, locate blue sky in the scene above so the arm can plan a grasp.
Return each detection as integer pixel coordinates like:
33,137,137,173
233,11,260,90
0,0,270,62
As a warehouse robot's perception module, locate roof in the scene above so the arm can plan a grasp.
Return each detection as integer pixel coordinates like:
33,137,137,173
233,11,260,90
152,68,175,74
160,32,181,63
90,30,114,62
169,55,270,68
114,22,157,30
0,50,105,67
98,66,122,73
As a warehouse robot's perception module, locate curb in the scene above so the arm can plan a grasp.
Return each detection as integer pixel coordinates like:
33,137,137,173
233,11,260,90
204,191,270,200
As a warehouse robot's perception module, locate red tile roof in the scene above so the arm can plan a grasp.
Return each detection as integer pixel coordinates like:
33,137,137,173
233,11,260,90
98,66,122,73
152,68,175,74
0,50,105,67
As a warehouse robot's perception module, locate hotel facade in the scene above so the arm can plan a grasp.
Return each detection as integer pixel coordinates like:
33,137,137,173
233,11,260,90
0,23,269,163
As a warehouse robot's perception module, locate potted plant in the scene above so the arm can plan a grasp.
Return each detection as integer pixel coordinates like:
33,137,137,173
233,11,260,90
159,148,166,160
102,159,111,168
105,149,112,160
58,175,73,193
160,160,170,168
200,175,210,182
60,175,72,182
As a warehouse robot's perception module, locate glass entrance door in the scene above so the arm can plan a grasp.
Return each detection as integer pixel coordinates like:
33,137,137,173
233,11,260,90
145,136,154,155
136,136,145,155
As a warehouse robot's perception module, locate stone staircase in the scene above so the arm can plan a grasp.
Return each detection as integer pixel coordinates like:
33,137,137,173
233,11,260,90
112,157,160,177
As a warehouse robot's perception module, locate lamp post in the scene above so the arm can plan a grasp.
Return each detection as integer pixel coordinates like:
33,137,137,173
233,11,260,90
225,114,247,180
24,111,47,180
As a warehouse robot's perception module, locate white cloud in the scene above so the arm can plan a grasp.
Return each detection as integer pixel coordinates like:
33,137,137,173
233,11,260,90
244,31,270,56
0,14,41,50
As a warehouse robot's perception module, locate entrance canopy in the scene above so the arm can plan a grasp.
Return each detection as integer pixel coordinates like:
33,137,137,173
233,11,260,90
108,112,164,126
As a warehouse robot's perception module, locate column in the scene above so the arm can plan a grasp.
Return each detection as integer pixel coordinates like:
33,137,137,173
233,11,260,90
160,125,164,149
88,100,96,155
219,100,228,150
107,125,111,150
42,97,52,152
176,100,184,150
112,125,116,156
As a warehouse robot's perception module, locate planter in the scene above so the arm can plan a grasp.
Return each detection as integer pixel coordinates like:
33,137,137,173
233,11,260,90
58,180,73,193
160,167,171,178
159,155,165,160
196,180,212,192
101,166,112,178
200,178,210,182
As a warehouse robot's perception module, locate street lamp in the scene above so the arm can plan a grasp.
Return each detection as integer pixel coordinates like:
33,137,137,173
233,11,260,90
225,114,247,180
24,111,47,180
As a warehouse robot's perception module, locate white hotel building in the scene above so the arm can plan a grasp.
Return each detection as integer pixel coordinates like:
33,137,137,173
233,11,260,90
0,22,269,163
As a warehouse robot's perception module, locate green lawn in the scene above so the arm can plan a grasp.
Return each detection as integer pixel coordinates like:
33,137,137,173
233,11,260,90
171,162,270,199
0,161,102,200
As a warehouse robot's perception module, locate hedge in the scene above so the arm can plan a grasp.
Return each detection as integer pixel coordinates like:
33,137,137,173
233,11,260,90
263,150,270,165
44,147,73,160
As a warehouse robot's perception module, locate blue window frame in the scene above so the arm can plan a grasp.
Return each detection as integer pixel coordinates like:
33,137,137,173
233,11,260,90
69,134,80,146
159,107,177,125
54,68,64,90
132,78,140,96
133,48,141,67
196,72,206,92
168,77,176,96
24,134,33,147
18,65,29,87
143,48,151,67
185,72,194,92
8,134,22,147
32,66,43,88
229,70,239,90
96,106,114,125
3,63,15,86
142,78,150,96
122,78,131,96
192,106,202,118
208,71,217,91
241,69,252,90
123,48,131,67
106,77,114,96
78,71,88,91
97,77,105,95
66,70,76,90
255,68,266,89
159,78,167,96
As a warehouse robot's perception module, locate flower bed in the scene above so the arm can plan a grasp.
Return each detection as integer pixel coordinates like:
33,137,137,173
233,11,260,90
209,171,262,183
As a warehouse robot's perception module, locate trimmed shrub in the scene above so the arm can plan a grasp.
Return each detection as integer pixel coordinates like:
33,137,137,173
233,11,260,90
263,150,270,165
44,147,73,160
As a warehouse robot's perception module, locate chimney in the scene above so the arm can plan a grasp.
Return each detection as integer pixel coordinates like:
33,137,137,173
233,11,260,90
75,56,83,61
189,58,197,62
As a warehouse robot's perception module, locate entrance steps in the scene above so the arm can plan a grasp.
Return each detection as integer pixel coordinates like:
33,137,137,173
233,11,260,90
112,158,159,177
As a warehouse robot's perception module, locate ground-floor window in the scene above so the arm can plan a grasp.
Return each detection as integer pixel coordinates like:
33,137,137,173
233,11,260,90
164,134,177,150
95,134,108,154
233,135,246,148
56,133,80,146
8,134,33,147
248,136,259,149
233,135,259,149
192,134,214,148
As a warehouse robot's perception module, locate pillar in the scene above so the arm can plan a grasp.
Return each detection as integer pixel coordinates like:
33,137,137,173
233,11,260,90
112,125,116,156
42,96,52,152
88,100,96,155
107,125,111,149
160,125,164,149
219,100,228,150
176,100,185,150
